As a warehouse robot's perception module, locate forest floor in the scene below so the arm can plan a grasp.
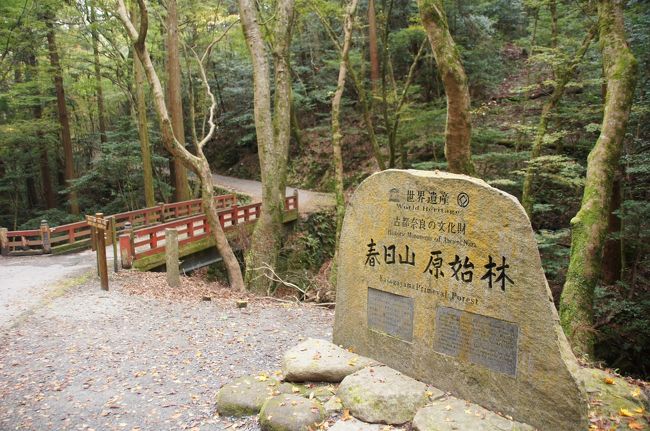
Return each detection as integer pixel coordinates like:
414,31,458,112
212,173,335,214
0,270,334,430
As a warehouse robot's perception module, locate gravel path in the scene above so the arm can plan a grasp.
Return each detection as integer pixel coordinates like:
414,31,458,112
0,271,334,430
212,174,335,214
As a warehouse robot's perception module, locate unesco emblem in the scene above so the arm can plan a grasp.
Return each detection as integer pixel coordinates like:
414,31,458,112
457,192,470,208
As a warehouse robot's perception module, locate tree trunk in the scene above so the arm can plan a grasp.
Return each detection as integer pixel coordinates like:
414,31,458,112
417,0,474,175
521,26,595,218
239,0,295,293
549,0,558,50
90,3,107,144
26,51,57,209
367,0,380,94
45,15,79,215
166,0,190,202
131,12,156,207
332,0,360,277
115,0,245,292
559,0,637,356
312,7,386,171
601,176,622,285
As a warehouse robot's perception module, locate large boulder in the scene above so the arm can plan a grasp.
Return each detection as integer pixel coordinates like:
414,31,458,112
258,393,325,431
282,338,373,383
337,366,430,424
412,396,535,431
216,375,278,417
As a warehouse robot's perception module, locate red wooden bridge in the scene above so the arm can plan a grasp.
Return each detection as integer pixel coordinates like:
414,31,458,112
0,193,299,271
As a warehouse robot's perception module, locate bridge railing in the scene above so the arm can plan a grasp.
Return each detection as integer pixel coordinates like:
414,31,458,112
0,194,237,256
120,194,297,268
4,228,43,255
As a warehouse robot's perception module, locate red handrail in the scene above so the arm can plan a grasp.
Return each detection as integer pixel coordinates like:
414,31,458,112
1,194,237,255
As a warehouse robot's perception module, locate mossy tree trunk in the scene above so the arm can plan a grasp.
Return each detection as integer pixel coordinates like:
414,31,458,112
239,0,295,294
115,0,245,292
130,4,156,208
417,0,474,175
313,5,386,171
367,0,380,94
331,0,360,283
559,0,637,356
601,175,622,285
521,26,596,218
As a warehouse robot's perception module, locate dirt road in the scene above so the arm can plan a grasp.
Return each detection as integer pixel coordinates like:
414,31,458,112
212,174,335,214
0,272,333,430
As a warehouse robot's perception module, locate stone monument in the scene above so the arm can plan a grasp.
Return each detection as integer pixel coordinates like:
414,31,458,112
333,170,588,431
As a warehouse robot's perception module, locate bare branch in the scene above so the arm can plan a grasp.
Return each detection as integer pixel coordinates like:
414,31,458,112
202,18,240,63
136,0,148,49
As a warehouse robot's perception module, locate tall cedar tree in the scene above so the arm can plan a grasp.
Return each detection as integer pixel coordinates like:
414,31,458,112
166,0,191,202
44,10,79,214
417,0,474,175
239,0,295,293
559,0,637,356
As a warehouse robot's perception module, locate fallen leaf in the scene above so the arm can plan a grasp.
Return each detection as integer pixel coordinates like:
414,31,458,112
256,374,268,382
628,421,644,430
633,407,645,414
631,388,642,399
619,408,634,417
604,377,616,385
341,409,352,421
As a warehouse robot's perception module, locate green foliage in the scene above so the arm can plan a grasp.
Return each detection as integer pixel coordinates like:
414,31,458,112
73,119,171,214
535,228,571,289
514,155,584,228
19,209,83,230
594,283,650,378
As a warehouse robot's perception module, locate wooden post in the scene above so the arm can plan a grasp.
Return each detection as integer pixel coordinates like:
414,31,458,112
0,228,8,256
40,220,51,254
293,188,299,210
232,204,239,226
119,221,134,269
165,228,180,287
159,202,166,223
96,213,109,290
90,225,97,251
110,217,118,273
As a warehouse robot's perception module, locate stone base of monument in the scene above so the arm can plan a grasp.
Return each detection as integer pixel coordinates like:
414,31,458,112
215,338,649,431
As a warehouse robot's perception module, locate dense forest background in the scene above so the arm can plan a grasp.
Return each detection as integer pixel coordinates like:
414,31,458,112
0,0,648,377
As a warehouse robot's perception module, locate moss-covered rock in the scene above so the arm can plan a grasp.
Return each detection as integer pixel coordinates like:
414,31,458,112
337,366,429,424
577,368,649,428
215,375,279,417
412,396,535,431
324,395,343,415
258,393,325,431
